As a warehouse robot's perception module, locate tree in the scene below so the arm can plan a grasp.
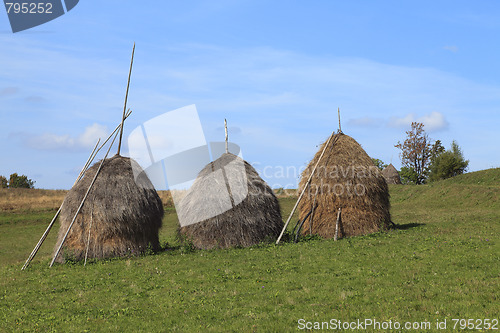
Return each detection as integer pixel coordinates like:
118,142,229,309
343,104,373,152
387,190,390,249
395,122,432,185
8,173,35,189
428,140,469,182
430,140,445,162
0,176,7,188
399,166,419,185
371,158,388,171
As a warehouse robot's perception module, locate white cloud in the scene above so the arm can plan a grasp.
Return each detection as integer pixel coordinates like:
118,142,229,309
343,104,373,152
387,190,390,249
389,114,415,128
13,123,109,151
419,112,449,131
389,111,449,132
77,123,109,148
32,133,75,150
443,45,459,53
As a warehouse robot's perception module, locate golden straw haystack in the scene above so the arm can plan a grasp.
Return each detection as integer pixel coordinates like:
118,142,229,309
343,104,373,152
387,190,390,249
53,155,163,263
298,133,391,239
382,163,402,184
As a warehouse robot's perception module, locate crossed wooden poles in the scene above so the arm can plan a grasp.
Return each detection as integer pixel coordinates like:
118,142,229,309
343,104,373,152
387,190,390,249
22,43,136,270
21,110,132,270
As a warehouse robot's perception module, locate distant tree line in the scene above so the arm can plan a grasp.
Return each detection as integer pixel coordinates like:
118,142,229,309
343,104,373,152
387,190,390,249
0,173,35,189
393,122,468,184
372,122,469,184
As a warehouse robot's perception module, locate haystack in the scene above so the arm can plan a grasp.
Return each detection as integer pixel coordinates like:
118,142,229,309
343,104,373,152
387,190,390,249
53,155,163,262
178,153,283,249
298,133,391,239
382,163,402,184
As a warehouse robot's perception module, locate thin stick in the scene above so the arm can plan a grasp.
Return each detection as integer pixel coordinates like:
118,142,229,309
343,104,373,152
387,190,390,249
71,109,130,185
22,110,131,270
338,107,342,133
294,209,313,243
309,186,318,235
105,108,132,156
224,119,228,154
21,138,101,270
334,207,341,241
84,205,94,266
117,43,135,156
276,131,336,244
50,129,120,267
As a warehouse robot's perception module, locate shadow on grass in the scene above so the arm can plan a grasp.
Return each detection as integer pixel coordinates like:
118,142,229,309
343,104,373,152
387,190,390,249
392,222,425,230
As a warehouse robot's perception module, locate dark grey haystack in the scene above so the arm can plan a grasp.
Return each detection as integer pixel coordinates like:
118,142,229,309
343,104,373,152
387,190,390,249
54,155,163,262
381,163,402,184
178,153,283,249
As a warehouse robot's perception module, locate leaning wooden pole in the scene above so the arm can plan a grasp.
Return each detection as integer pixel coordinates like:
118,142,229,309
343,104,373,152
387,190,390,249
338,107,342,133
21,110,132,270
224,119,228,154
21,139,101,270
309,186,318,234
117,43,135,156
50,129,120,267
276,131,336,244
97,108,132,159
83,206,94,266
334,207,341,241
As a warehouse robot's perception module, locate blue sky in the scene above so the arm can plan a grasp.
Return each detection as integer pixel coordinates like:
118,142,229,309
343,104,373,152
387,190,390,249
1,1,499,189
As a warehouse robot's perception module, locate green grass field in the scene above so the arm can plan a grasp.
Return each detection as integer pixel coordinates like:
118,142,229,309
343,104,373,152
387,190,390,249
0,169,498,332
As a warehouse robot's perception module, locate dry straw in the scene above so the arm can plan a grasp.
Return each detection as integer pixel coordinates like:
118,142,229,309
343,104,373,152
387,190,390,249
298,133,391,238
178,153,283,249
382,163,402,185
52,155,163,263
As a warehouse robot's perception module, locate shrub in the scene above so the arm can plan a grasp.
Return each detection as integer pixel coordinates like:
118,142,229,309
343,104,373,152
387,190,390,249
9,173,35,188
0,176,7,188
428,141,469,182
399,166,419,185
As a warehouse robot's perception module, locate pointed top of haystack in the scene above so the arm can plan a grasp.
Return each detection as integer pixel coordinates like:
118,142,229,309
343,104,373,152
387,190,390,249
382,163,402,184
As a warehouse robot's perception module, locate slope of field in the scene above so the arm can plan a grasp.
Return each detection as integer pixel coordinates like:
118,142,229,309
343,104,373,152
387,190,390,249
0,170,498,331
390,168,499,226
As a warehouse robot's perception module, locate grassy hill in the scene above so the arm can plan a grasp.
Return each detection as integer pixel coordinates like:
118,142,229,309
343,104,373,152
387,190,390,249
390,168,499,228
0,170,498,331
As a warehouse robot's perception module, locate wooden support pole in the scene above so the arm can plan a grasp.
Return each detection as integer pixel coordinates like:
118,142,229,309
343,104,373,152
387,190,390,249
21,138,101,270
103,109,132,156
334,207,341,241
84,206,94,266
117,43,135,156
338,107,342,133
309,186,318,234
224,119,228,154
21,111,132,270
50,128,120,267
276,131,336,244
